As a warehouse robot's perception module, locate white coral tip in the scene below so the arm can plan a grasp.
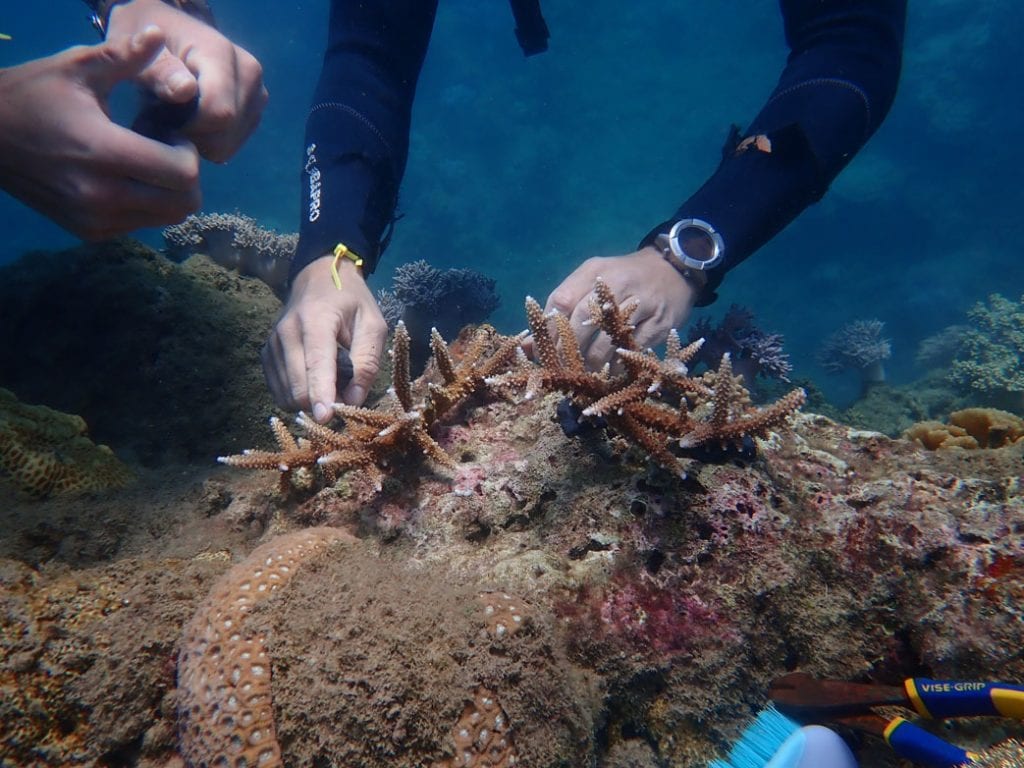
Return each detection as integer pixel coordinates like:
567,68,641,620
677,434,698,449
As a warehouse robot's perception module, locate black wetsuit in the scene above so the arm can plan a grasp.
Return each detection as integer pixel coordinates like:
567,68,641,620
292,0,906,304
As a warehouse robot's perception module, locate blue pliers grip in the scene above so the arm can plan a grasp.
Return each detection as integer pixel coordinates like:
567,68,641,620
769,672,1024,767
883,716,975,767
905,678,1024,720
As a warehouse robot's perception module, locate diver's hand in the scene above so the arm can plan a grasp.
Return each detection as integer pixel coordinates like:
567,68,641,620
106,0,267,163
262,256,388,420
544,246,698,368
0,28,201,240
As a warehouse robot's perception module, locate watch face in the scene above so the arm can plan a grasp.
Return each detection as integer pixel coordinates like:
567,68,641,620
677,228,715,263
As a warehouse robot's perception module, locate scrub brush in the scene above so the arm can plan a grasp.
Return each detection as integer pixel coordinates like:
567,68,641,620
710,705,858,768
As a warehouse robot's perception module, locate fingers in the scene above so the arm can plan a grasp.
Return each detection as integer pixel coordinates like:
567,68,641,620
76,31,203,195
546,259,614,368
188,47,267,162
56,131,201,239
342,313,388,407
82,25,166,93
263,314,317,413
259,332,292,409
102,0,267,162
302,320,342,422
135,46,199,103
89,124,201,192
262,269,388,418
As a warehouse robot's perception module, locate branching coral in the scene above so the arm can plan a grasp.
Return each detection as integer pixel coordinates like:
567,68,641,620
488,281,804,472
949,293,1024,403
687,304,792,385
221,280,805,491
390,260,502,370
817,319,892,392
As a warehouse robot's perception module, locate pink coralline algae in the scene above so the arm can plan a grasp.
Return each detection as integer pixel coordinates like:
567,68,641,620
595,577,737,656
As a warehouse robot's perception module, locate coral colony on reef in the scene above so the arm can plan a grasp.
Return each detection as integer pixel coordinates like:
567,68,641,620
219,278,807,492
163,213,298,299
0,388,133,498
687,304,793,387
386,259,502,370
948,294,1024,408
817,318,893,392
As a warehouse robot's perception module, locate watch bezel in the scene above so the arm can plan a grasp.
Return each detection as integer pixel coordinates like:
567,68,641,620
659,218,725,271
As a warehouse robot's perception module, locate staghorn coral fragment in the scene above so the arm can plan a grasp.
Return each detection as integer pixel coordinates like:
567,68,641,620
391,321,415,411
177,527,355,768
217,415,323,493
588,277,640,352
221,283,804,491
676,355,806,451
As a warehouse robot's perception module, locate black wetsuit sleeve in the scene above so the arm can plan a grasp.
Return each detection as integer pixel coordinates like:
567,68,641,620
643,0,907,305
290,0,439,283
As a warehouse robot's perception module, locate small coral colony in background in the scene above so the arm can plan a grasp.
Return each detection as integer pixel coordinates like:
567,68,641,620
219,279,807,492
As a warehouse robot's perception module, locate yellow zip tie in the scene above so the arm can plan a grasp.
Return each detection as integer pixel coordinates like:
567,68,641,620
330,243,364,290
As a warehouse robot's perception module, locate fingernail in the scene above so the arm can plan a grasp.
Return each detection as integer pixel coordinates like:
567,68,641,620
312,402,330,423
131,25,159,49
167,71,192,94
348,386,366,406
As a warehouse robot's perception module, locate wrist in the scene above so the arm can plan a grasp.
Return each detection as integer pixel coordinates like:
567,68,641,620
640,244,708,295
294,253,364,291
91,0,215,37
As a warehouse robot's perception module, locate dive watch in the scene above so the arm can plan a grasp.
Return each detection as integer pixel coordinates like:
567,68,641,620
654,218,725,278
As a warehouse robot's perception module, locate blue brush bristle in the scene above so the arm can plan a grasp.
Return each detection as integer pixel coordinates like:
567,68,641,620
708,705,802,768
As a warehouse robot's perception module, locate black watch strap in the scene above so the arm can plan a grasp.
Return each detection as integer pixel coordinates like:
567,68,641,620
83,0,216,37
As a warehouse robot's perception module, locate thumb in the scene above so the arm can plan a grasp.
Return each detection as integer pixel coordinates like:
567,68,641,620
83,25,167,93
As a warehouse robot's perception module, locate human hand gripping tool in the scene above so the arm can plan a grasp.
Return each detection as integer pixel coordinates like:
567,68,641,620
769,672,1024,767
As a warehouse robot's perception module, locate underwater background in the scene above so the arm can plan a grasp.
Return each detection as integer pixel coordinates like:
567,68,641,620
2,5,1024,767
1,0,1022,405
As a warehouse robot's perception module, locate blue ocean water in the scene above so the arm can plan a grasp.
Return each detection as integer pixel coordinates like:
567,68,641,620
1,1,1022,405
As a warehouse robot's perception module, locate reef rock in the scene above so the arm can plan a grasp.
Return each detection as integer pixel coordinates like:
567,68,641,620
2,402,1022,766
